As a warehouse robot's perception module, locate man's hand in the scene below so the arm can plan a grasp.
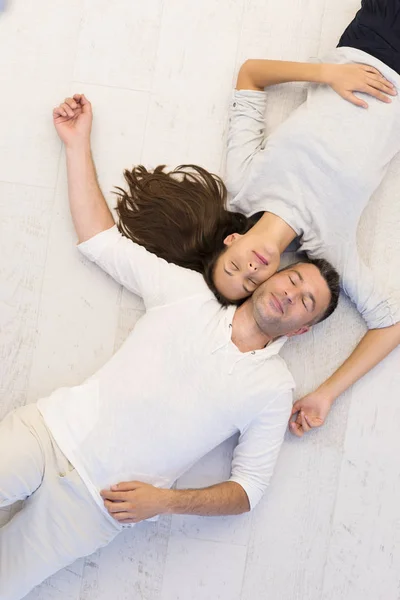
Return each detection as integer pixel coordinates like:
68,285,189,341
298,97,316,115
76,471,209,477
53,94,93,149
100,481,169,524
321,63,397,108
289,391,334,438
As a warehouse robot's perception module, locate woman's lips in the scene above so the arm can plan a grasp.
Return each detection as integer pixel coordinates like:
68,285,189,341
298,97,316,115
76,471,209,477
253,251,268,265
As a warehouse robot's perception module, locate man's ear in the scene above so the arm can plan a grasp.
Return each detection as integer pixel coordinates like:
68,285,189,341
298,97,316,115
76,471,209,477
223,232,242,246
286,325,310,338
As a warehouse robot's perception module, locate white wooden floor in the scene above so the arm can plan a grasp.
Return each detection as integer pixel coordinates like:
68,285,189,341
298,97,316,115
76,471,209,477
1,0,400,598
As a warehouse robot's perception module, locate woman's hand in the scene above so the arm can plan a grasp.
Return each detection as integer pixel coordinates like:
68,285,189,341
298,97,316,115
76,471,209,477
289,390,334,437
321,63,397,108
53,94,93,149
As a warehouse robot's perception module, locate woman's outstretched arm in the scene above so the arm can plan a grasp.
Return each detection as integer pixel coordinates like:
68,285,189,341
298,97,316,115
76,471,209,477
237,59,396,107
290,323,400,437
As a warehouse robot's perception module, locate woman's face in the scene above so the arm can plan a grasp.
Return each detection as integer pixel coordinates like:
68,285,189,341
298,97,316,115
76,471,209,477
213,232,281,301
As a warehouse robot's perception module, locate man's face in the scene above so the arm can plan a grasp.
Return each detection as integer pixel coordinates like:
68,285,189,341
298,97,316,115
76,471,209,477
251,262,332,338
213,232,281,301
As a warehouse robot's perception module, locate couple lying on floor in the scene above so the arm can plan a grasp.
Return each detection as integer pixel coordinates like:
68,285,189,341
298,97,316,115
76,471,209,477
1,2,400,598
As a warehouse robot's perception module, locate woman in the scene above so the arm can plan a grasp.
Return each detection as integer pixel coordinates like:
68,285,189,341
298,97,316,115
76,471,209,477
113,1,400,437
114,8,400,303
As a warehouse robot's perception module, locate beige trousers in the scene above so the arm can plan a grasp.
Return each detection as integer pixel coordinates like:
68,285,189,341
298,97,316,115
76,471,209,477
0,404,121,600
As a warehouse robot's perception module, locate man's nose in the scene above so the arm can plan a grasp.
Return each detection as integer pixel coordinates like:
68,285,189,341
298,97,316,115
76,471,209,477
284,289,298,304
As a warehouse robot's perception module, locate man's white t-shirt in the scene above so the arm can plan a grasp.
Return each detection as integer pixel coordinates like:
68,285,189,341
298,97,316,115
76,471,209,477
37,226,295,517
227,47,400,329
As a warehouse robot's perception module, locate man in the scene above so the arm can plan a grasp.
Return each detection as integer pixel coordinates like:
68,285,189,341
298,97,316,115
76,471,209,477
0,94,339,600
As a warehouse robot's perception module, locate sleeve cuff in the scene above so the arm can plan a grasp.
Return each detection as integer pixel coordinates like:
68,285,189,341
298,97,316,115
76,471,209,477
77,225,120,261
232,88,267,107
228,476,263,511
364,294,400,329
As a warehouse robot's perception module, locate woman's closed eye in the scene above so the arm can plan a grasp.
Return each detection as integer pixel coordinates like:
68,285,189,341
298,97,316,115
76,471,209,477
231,261,239,271
242,277,258,294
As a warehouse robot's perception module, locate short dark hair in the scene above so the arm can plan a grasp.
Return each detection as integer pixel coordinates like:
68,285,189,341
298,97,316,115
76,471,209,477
282,257,340,324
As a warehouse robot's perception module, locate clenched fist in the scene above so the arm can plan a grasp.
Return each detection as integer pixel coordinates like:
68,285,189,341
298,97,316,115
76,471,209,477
53,94,93,149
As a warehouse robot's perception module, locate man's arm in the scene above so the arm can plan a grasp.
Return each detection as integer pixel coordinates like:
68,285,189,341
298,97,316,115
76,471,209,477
101,390,293,523
101,480,249,523
66,145,114,243
53,94,115,243
237,59,396,107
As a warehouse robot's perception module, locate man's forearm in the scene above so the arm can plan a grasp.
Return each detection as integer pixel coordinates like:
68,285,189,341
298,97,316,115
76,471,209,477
237,59,328,91
164,481,250,516
319,322,400,403
66,144,115,243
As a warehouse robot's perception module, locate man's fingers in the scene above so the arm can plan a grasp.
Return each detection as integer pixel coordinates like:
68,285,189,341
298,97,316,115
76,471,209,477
104,500,129,513
100,489,129,501
78,93,90,105
112,512,134,522
64,97,78,110
59,102,74,117
53,106,65,118
78,93,92,112
53,105,69,118
120,518,137,524
101,481,142,499
112,481,142,491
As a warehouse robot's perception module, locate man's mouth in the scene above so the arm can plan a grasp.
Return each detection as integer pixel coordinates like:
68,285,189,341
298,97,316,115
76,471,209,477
271,293,284,314
253,251,269,265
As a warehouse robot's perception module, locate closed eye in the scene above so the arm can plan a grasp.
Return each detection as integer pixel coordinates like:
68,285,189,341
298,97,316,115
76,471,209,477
231,261,239,271
303,297,314,312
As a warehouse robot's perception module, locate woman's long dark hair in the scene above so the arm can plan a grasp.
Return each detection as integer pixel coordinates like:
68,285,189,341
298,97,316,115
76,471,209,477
114,164,251,304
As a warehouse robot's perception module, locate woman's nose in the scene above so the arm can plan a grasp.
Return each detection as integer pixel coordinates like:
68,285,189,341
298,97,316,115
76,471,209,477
248,262,258,272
